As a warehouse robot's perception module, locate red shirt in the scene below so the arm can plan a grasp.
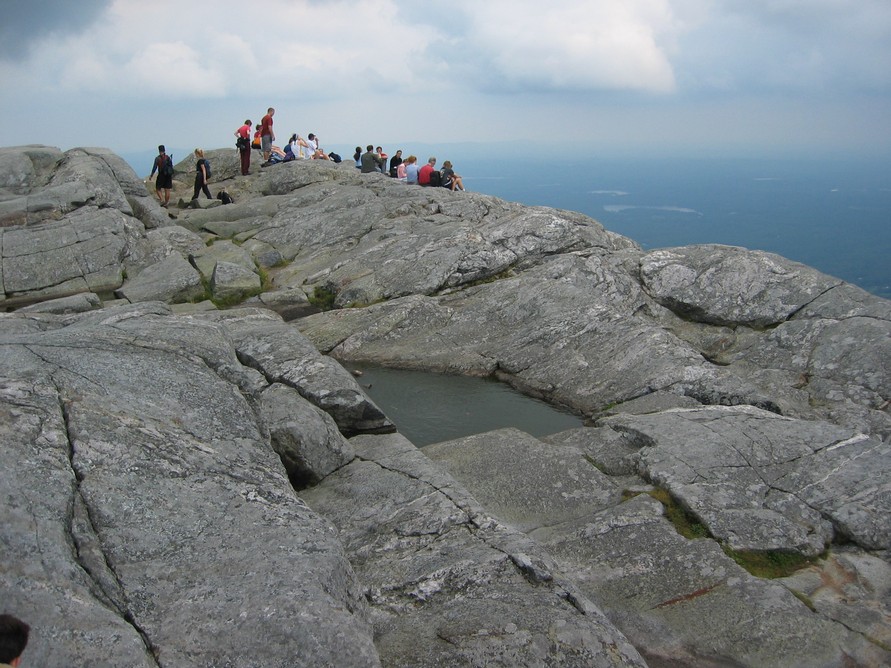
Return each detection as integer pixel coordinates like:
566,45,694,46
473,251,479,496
237,123,251,139
418,164,434,185
260,113,273,138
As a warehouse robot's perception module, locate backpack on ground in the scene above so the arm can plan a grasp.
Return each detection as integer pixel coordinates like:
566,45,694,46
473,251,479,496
428,169,441,187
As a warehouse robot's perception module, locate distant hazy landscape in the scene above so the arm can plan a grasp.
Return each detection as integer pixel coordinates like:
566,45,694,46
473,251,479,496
125,147,891,300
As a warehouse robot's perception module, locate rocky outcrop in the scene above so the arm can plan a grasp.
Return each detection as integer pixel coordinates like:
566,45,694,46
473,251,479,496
1,145,889,666
425,426,889,668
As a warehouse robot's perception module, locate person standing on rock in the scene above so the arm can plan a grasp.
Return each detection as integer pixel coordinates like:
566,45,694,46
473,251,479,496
192,148,212,201
0,614,30,667
149,144,173,208
260,107,275,163
235,119,252,176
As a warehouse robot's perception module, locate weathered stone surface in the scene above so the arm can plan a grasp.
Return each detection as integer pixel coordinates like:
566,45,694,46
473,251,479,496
209,260,261,303
1,205,138,307
425,427,889,668
601,406,891,555
780,547,891,649
299,248,890,439
257,286,314,321
0,144,63,196
0,304,381,667
192,239,256,278
300,432,647,668
260,382,355,486
0,377,159,667
2,145,889,667
639,245,842,327
116,252,204,304
16,291,101,314
425,428,622,532
117,223,204,287
194,308,394,436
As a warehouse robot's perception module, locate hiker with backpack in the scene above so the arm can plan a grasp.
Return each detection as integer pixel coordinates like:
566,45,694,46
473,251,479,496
192,148,213,201
235,119,252,175
149,144,174,208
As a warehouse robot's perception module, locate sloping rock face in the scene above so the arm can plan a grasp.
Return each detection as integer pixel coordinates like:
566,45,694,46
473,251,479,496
425,427,889,668
1,145,890,666
0,304,384,667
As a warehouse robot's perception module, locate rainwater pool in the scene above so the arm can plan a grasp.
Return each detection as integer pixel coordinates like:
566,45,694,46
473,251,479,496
349,364,584,447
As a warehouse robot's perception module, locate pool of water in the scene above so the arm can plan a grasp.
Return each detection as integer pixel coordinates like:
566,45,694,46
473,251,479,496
348,363,584,447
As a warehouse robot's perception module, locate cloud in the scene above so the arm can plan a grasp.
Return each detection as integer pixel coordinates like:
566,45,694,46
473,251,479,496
0,0,111,59
1,0,890,155
445,0,685,93
684,0,891,92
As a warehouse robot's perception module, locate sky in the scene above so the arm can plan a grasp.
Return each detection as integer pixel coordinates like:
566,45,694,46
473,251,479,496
2,0,891,161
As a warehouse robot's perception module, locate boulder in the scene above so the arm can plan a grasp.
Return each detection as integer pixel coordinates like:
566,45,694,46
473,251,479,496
191,240,256,279
16,291,101,314
1,206,138,307
116,253,205,304
194,308,394,436
209,260,261,303
260,382,355,486
639,245,843,328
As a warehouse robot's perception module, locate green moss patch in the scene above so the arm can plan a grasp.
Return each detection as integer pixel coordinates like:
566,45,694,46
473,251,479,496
308,285,337,311
722,547,819,579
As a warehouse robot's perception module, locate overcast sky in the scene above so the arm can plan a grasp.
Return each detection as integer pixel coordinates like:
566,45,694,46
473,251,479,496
1,0,890,159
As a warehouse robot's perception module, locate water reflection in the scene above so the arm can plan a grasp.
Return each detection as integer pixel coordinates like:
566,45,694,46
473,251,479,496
349,363,583,447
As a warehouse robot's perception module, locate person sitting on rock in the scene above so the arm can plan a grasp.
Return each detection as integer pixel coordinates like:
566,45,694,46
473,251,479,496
440,161,466,191
360,145,384,173
418,156,437,186
389,149,403,177
305,134,330,160
404,155,420,184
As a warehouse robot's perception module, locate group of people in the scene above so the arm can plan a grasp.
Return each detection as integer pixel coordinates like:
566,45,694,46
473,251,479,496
236,108,337,172
355,147,466,191
148,144,214,204
148,104,467,206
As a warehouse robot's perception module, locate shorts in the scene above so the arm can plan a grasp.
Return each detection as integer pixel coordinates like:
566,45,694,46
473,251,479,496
261,135,273,153
156,174,173,190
